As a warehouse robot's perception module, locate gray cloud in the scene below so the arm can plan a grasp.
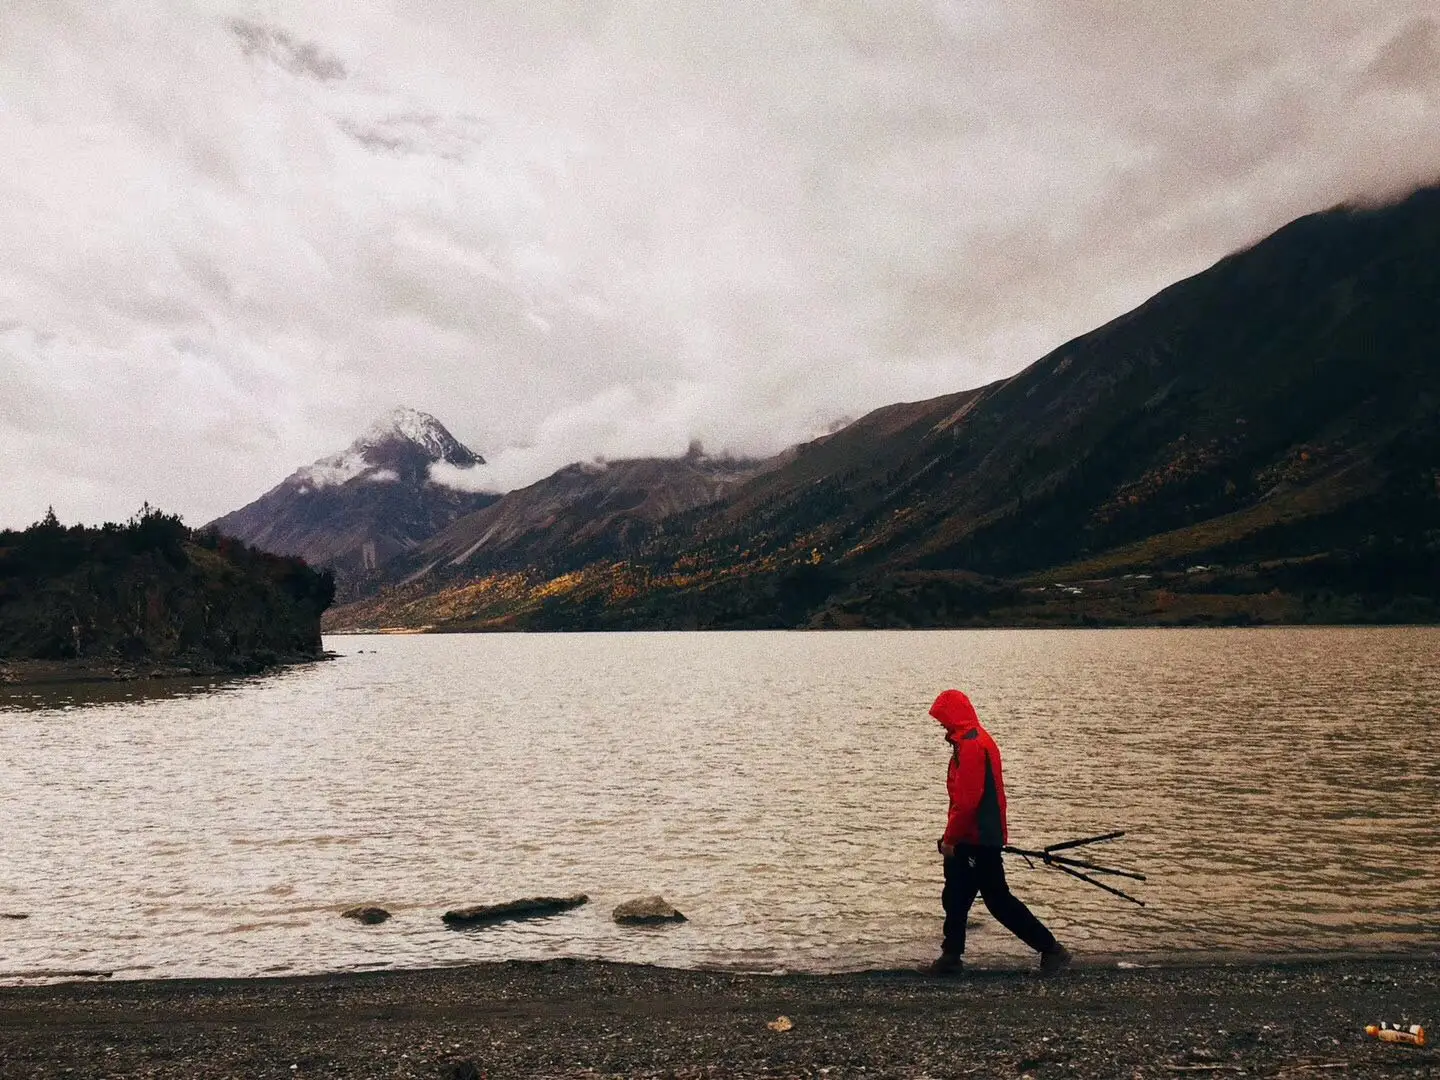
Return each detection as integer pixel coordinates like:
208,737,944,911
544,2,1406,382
4,2,1440,527
1364,14,1440,98
227,18,348,82
336,111,491,161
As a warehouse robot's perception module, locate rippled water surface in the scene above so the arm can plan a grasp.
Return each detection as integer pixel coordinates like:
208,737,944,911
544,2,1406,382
2,628,1437,983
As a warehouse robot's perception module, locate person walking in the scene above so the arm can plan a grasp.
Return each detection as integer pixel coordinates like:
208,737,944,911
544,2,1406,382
928,688,1071,976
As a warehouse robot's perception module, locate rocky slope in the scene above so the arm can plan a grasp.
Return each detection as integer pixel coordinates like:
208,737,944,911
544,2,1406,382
328,449,763,629
210,408,497,576
331,186,1440,631
396,446,762,580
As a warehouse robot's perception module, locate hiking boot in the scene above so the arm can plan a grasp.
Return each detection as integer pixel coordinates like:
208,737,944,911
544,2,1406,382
926,953,964,976
1039,943,1072,977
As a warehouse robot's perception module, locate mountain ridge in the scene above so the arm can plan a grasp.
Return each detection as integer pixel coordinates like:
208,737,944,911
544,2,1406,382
390,448,766,586
325,185,1440,631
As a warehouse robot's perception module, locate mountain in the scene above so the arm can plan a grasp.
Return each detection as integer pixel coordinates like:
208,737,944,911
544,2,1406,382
326,448,763,627
733,187,1440,581
210,408,499,575
330,186,1440,631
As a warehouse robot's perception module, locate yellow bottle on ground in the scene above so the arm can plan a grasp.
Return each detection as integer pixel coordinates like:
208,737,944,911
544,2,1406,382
1365,1023,1426,1047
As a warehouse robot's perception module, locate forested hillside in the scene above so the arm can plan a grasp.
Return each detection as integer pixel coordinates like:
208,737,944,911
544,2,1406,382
0,507,334,677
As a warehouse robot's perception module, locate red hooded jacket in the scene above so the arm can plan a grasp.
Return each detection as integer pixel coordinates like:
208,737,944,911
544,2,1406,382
931,689,1009,848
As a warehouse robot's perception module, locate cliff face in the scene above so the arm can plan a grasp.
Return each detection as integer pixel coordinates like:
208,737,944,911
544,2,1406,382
0,508,334,674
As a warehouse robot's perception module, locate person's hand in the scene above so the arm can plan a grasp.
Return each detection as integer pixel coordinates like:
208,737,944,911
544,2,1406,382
937,839,955,858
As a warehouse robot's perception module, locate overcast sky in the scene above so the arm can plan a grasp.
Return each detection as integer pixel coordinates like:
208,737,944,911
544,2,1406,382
4,1,1440,528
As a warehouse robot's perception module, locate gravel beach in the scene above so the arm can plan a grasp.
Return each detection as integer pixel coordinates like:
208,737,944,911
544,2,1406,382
1,956,1435,1079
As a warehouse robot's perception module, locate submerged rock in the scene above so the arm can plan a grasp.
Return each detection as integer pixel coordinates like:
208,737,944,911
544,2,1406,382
341,906,391,925
612,895,686,925
442,894,588,928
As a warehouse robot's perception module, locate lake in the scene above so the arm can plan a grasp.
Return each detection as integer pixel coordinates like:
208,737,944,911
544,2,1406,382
1,628,1436,983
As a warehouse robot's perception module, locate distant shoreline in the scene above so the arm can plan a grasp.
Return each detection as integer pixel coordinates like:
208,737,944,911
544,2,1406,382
0,955,1434,1078
322,620,1440,634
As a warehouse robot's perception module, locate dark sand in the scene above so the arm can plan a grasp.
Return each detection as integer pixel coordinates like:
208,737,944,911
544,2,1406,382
1,956,1436,1078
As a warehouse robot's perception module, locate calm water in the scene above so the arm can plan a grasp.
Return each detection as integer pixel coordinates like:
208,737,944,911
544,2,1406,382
1,628,1437,983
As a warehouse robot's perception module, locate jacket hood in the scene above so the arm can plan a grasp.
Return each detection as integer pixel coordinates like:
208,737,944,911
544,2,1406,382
930,689,980,736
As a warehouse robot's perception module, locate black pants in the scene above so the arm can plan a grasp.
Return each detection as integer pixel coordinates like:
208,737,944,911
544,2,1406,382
942,845,1057,956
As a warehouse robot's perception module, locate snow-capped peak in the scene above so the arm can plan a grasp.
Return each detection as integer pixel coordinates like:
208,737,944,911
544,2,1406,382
293,408,484,488
350,407,482,467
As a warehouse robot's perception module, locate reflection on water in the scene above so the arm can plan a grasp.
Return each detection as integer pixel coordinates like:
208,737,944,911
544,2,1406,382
0,674,247,713
1,628,1436,983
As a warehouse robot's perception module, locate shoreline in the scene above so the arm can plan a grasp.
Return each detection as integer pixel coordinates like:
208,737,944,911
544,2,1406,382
2,944,1436,987
323,619,1440,634
2,955,1435,1078
0,651,333,687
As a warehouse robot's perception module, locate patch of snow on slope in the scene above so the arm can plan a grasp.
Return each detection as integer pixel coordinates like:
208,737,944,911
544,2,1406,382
297,450,371,488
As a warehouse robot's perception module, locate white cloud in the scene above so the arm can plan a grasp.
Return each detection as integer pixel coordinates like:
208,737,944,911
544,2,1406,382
4,1,1440,527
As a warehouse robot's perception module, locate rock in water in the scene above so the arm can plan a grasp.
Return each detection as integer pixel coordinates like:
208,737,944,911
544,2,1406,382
441,894,588,928
612,895,687,925
341,906,391,925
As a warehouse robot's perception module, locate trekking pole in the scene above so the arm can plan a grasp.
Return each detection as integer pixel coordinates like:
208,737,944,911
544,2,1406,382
1042,860,1147,907
1041,830,1126,853
1003,831,1147,907
1023,850,1146,880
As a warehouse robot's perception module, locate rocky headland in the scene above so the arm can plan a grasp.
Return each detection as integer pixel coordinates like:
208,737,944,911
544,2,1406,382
0,506,334,685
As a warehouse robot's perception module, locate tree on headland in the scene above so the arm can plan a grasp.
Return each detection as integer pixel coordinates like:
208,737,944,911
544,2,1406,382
0,506,334,671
